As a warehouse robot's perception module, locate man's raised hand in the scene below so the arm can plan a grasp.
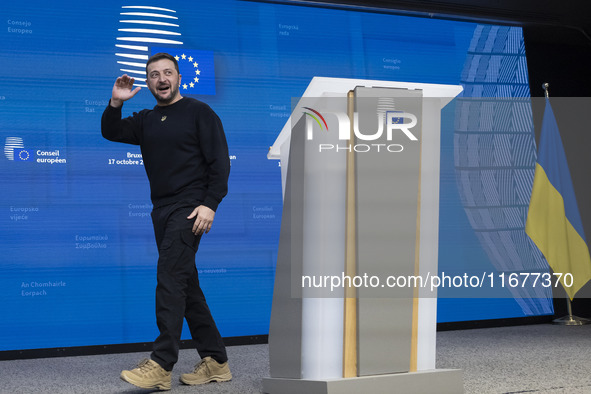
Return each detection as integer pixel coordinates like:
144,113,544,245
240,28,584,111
110,74,141,108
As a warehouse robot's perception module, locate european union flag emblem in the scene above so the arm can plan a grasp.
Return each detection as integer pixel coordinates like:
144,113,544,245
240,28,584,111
14,149,33,161
387,111,404,124
151,47,216,95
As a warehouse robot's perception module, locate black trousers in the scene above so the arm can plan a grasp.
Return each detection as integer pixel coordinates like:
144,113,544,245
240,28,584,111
149,200,228,371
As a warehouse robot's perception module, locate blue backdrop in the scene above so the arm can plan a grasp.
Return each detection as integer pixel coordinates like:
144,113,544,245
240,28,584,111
0,0,552,351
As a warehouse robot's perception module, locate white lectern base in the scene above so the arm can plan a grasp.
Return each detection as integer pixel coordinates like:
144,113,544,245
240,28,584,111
263,369,463,394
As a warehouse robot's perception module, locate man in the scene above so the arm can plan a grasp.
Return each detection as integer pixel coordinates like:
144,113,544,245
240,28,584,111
101,52,231,391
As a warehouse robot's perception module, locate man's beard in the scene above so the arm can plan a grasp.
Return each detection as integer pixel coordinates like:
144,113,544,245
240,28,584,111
150,82,179,105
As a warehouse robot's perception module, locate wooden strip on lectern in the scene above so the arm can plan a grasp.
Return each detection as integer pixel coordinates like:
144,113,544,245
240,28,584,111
343,90,357,378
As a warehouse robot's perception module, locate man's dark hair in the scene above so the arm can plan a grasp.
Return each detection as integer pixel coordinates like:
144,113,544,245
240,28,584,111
146,52,179,74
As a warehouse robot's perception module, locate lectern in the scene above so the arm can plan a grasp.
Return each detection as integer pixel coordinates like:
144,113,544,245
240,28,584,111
264,77,464,394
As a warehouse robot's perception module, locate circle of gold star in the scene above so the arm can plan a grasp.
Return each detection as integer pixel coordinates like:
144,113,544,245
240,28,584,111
173,53,202,89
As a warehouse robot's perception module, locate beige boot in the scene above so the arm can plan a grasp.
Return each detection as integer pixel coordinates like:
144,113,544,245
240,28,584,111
120,358,171,390
180,356,232,385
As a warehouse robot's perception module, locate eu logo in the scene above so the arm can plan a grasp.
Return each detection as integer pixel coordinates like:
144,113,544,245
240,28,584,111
152,47,216,95
14,149,33,161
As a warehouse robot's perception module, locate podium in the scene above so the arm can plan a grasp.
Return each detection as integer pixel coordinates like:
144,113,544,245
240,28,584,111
264,77,464,393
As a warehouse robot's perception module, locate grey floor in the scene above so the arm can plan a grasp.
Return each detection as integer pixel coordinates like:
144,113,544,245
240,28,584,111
1,324,591,393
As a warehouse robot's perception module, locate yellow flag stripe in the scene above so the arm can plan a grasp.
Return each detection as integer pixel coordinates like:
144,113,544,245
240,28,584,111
526,163,591,299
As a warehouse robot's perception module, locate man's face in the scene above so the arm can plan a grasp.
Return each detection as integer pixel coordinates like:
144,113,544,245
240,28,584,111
146,58,182,106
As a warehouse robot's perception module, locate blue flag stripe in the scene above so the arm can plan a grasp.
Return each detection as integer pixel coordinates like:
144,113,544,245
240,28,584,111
536,100,586,241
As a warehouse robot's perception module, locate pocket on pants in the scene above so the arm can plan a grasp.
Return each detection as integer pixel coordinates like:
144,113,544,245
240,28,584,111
157,229,200,275
159,228,199,253
180,227,201,252
159,235,174,252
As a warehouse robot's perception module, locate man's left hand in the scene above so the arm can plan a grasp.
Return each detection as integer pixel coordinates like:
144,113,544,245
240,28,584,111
187,205,215,235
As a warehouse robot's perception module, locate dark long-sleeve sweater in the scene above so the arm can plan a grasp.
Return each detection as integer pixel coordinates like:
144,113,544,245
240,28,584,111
101,97,230,211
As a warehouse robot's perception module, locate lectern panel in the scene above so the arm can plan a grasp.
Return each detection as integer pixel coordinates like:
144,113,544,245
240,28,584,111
268,116,306,378
354,87,423,375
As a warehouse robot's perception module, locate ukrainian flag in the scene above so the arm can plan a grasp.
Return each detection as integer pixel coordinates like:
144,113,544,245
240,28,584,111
526,100,591,300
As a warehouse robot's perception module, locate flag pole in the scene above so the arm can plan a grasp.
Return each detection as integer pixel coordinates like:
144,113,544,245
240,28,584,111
542,82,549,98
553,295,590,325
541,82,591,326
